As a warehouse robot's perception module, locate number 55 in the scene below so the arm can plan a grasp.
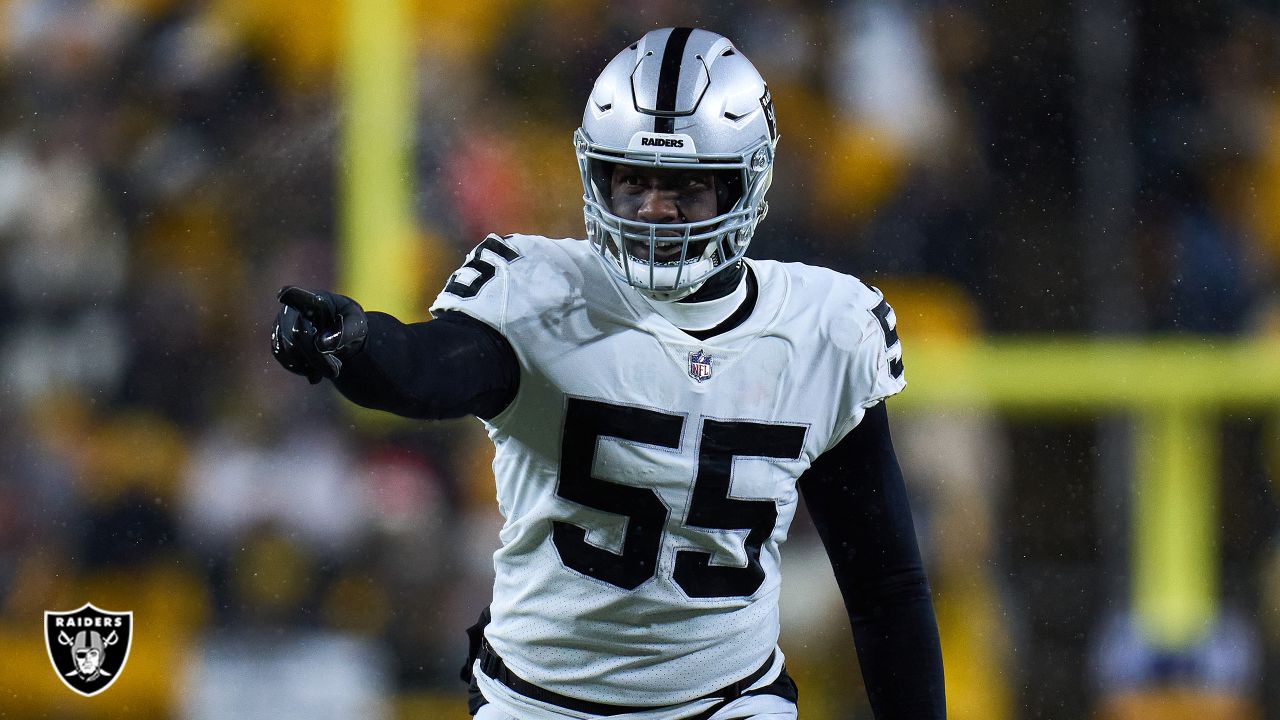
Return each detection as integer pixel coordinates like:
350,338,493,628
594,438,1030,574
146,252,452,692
552,398,806,599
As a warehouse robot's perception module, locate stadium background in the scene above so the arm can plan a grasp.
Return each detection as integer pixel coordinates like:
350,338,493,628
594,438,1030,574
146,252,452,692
2,0,1279,718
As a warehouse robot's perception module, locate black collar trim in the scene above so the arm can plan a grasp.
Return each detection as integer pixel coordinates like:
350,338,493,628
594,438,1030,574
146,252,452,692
683,266,758,341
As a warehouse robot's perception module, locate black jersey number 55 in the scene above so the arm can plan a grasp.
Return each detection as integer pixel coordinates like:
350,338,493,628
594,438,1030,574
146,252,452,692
444,235,521,299
551,398,806,598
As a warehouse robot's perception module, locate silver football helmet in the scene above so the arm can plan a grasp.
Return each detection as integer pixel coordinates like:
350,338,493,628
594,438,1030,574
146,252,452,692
575,27,778,301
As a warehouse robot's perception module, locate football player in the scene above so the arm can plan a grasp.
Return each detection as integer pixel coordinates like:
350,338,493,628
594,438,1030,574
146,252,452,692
273,27,945,720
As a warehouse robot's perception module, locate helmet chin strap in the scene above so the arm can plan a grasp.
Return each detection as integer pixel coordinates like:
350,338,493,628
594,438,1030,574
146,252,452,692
638,284,704,303
634,259,745,303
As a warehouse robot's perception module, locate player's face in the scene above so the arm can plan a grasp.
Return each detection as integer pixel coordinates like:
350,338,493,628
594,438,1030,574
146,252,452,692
610,165,718,263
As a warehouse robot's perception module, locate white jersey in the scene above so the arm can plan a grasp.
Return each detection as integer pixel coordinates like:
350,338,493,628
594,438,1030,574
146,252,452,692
431,234,905,709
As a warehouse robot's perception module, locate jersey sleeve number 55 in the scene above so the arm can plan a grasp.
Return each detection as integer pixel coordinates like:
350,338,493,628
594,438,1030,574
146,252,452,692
444,235,522,299
553,398,806,599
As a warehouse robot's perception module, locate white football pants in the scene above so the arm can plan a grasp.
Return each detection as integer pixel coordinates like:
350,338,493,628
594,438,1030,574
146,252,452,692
473,693,798,720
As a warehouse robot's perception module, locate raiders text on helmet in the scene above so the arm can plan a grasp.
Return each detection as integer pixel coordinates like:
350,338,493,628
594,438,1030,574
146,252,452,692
575,27,779,301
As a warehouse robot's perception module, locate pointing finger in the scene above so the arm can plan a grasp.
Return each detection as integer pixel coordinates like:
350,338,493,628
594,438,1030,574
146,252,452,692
277,286,336,325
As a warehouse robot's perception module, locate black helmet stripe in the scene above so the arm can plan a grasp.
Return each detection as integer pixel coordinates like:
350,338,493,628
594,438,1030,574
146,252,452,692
654,27,693,133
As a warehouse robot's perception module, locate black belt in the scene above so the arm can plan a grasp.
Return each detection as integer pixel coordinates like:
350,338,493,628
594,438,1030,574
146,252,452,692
477,639,777,717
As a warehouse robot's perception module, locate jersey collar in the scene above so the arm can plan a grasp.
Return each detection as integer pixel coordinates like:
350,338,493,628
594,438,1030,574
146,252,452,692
639,266,752,333
609,257,789,349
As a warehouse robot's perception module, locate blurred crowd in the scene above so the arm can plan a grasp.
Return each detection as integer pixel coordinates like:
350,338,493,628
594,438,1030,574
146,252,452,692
3,0,1280,718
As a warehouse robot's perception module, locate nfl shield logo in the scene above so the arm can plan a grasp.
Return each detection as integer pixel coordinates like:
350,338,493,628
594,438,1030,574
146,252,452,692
45,603,133,697
689,350,714,382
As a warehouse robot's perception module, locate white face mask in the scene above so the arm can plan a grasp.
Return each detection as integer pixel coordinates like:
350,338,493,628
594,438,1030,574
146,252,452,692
603,231,720,302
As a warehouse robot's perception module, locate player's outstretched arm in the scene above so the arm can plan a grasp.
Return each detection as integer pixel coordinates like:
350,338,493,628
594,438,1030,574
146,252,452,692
271,287,519,420
798,402,946,719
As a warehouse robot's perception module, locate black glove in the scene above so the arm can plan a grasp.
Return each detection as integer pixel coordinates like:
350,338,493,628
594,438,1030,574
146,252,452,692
271,286,369,384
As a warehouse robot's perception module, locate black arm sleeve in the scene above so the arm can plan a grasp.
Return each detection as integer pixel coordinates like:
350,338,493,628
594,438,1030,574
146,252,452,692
798,401,946,719
331,310,519,420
